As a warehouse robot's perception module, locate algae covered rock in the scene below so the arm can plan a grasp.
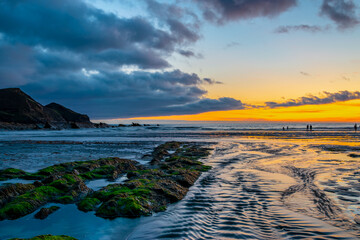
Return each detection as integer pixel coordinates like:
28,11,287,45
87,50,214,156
0,142,212,220
0,186,62,220
0,183,36,207
34,206,60,219
10,235,77,240
80,142,212,218
0,168,27,181
77,197,101,212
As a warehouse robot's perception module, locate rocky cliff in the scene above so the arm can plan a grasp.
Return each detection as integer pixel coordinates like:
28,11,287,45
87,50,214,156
0,88,94,129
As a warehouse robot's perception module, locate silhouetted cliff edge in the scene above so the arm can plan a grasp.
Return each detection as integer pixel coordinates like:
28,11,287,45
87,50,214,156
0,88,94,130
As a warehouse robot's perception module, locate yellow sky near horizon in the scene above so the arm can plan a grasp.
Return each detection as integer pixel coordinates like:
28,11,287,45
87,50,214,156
128,99,360,122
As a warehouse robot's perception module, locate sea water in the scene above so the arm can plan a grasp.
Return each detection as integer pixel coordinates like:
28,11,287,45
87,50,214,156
0,122,359,239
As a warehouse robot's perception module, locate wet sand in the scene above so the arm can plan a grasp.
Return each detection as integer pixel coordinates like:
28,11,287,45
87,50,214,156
0,128,359,239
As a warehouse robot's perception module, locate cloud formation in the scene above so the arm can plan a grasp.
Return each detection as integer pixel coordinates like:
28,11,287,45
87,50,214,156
274,24,330,33
22,70,242,118
0,0,199,69
300,71,311,76
0,0,246,118
194,0,297,24
265,91,360,108
320,0,359,29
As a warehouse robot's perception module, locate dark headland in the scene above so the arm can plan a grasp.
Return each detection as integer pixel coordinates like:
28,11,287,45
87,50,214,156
0,88,94,130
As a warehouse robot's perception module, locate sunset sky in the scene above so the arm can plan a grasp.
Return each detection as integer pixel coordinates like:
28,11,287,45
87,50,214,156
1,0,360,121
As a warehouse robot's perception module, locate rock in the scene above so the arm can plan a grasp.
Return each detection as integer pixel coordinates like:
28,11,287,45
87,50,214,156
0,168,27,180
84,142,212,218
77,197,101,212
11,234,77,240
34,181,43,187
150,141,181,164
131,122,141,127
0,183,36,207
44,122,52,129
70,122,80,129
0,88,62,124
0,143,212,220
34,206,60,219
0,88,94,129
45,103,90,123
0,186,62,220
94,122,110,128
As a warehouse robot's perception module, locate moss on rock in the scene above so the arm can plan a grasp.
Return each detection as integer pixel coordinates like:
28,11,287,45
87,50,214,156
77,197,101,212
0,168,27,180
34,206,60,219
0,186,62,220
56,195,74,204
0,142,212,220
10,235,77,240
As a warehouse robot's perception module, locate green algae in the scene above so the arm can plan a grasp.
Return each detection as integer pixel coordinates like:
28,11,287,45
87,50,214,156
0,168,27,180
37,165,67,176
10,235,77,240
96,196,150,218
0,142,212,220
77,197,101,212
56,196,74,204
79,165,116,180
34,206,60,219
0,186,62,220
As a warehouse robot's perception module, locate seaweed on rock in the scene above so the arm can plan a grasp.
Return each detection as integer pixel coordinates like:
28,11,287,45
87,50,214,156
0,142,212,220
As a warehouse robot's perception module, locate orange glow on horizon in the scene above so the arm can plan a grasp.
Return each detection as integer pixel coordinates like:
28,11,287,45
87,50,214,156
126,99,360,122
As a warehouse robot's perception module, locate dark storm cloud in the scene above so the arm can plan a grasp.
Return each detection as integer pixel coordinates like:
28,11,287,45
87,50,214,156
274,24,330,33
145,0,201,58
164,98,244,115
0,43,36,86
0,0,246,118
91,49,170,69
22,70,243,118
320,0,359,29
194,0,297,24
0,0,195,52
0,0,199,71
265,91,360,108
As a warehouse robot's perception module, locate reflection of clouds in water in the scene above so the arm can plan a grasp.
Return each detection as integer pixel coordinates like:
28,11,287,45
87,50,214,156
0,127,359,239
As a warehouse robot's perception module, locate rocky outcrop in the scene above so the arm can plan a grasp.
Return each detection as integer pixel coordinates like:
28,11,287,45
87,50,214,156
11,235,77,240
0,157,140,220
0,142,212,220
82,142,212,218
34,206,60,219
0,88,94,129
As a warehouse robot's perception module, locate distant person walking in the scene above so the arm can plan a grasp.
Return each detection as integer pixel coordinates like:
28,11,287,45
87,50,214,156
310,125,313,131
355,124,358,132
306,125,309,131
282,127,285,131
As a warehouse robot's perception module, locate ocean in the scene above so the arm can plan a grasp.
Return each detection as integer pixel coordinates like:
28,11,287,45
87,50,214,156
0,122,359,239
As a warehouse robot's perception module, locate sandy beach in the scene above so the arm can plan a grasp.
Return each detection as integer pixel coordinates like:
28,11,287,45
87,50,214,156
0,124,359,239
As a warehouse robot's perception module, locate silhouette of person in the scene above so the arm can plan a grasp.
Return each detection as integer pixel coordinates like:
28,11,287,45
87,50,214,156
306,125,309,131
282,127,285,131
355,124,357,132
286,126,289,130
310,125,313,131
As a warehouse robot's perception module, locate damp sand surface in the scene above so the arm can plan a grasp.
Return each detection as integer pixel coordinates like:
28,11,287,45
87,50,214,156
0,125,359,239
